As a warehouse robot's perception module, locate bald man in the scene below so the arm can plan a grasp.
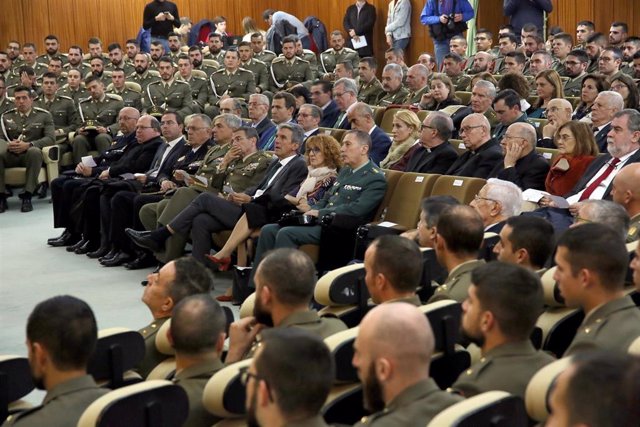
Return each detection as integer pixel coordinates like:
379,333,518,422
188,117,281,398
352,303,463,426
488,122,549,190
540,98,573,147
611,163,640,242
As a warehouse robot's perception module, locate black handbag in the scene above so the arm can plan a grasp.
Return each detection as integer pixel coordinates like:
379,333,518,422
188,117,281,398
278,210,318,227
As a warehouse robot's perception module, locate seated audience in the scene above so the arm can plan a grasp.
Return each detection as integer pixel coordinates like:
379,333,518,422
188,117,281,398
446,113,503,178
491,89,529,144
527,69,564,118
611,163,640,242
419,74,461,111
610,73,640,110
572,73,609,121
470,178,522,234
572,200,630,241
494,216,555,273
539,98,573,147
590,91,624,152
346,102,392,165
404,111,458,174
379,109,421,170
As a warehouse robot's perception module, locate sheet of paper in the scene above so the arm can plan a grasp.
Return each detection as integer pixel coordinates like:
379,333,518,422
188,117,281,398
223,184,235,194
351,36,368,49
522,189,569,208
119,173,135,180
81,156,97,167
378,221,399,228
194,175,208,187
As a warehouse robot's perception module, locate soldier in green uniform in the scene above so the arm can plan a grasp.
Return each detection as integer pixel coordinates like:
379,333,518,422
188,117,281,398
1,296,108,427
428,205,485,303
42,57,67,87
175,55,209,114
205,50,256,118
353,303,463,426
128,53,161,92
144,56,192,118
251,32,277,66
167,32,184,63
320,31,360,79
108,68,143,111
188,46,218,78
357,57,384,105
16,43,48,77
556,224,640,357
294,37,320,79
204,33,226,64
36,35,68,65
0,78,13,116
35,72,79,157
0,86,55,212
0,52,19,89
404,64,431,106
563,50,589,97
376,63,409,106
451,263,555,398
7,66,42,98
105,43,134,75
85,56,111,87
269,36,314,92
443,53,472,92
63,45,90,78
238,42,270,95
72,76,123,163
56,69,88,104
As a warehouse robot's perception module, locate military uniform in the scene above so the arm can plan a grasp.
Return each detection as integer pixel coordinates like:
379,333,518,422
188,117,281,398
627,213,640,243
386,294,422,306
105,61,134,76
127,70,161,92
358,78,384,105
210,150,273,194
564,295,640,356
450,73,472,92
0,70,19,88
14,61,48,77
404,85,430,106
108,87,143,111
36,53,68,65
269,56,314,92
0,107,55,194
552,59,568,77
451,341,555,398
297,49,320,79
205,50,226,65
63,62,91,78
83,71,111,87
241,59,270,94
355,379,463,426
56,86,88,104
193,62,218,78
171,360,224,427
375,87,410,107
34,94,79,156
73,94,124,163
428,259,486,303
319,47,360,76
254,49,277,67
144,79,193,118
563,74,586,97
1,375,108,427
176,75,209,113
207,68,256,105
0,96,14,116
136,317,170,378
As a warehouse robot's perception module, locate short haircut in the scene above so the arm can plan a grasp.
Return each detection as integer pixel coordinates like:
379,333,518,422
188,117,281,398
421,195,459,228
476,28,494,39
277,122,305,145
522,23,539,34
301,103,322,120
494,89,522,109
504,51,526,65
256,328,334,419
147,115,162,133
157,56,174,66
382,63,403,80
207,32,223,42
162,111,183,125
471,262,544,340
567,49,589,63
84,75,103,86
614,108,640,133
273,91,296,110
602,47,623,61
586,32,607,46
427,110,454,141
334,77,358,95
288,85,311,104
312,80,333,94
215,113,243,130
257,248,316,305
371,235,423,293
336,60,353,73
556,223,628,289
108,43,122,52
44,34,58,42
190,113,213,128
443,52,464,63
167,257,214,304
359,57,378,69
485,178,523,217
577,20,595,31
565,351,640,427
611,21,628,33
499,33,518,45
171,294,226,355
235,126,259,142
281,35,297,46
580,200,630,240
27,295,97,370
504,216,555,269
88,37,102,45
554,32,573,45
474,80,497,99
41,71,58,81
437,205,484,256
343,128,372,150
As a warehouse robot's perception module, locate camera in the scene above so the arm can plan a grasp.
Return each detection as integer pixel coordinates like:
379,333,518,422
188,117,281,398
446,14,456,30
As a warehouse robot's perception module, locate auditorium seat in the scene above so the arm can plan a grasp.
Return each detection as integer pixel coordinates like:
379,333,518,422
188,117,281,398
106,81,142,93
528,118,548,139
373,168,403,221
524,357,572,423
430,175,486,204
87,327,145,389
448,138,468,155
455,91,472,106
146,320,176,381
371,106,386,126
417,110,431,122
203,359,252,419
428,391,528,427
535,147,560,165
319,127,347,142
0,356,34,422
77,380,189,427
440,105,467,116
315,263,367,327
565,96,581,109
379,107,401,133
5,145,59,188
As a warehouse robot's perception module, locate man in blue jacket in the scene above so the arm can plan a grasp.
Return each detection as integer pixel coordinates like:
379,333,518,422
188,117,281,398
420,0,475,67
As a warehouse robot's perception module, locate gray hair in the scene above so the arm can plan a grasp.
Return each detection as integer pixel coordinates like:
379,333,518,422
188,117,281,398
187,113,212,128
598,91,624,112
350,102,374,119
580,200,630,240
485,178,523,217
278,122,305,145
344,129,372,150
428,111,454,141
614,108,640,132
301,103,322,120
383,63,403,80
474,80,497,99
510,122,537,149
215,113,243,130
249,93,269,106
334,77,358,95
408,63,429,79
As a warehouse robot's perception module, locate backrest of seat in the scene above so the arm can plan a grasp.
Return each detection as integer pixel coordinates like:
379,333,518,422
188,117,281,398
628,335,640,355
373,169,403,222
155,319,175,356
125,81,142,93
416,248,447,303
417,300,462,354
371,106,386,126
417,110,431,122
528,118,548,139
203,359,252,418
0,356,34,421
441,105,466,116
322,383,364,425
78,380,188,427
87,327,145,388
315,263,366,307
540,267,564,308
430,347,471,390
448,139,468,155
431,175,487,204
383,173,440,228
428,391,529,427
536,307,584,358
525,357,572,422
323,327,359,383
535,147,560,165
455,91,472,105
379,107,401,133
239,292,256,319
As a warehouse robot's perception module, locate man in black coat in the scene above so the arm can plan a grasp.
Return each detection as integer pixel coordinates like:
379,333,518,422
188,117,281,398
343,0,377,57
405,111,459,174
446,113,503,178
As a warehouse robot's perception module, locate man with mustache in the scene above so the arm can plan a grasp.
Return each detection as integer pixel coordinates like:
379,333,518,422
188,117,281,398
375,63,408,106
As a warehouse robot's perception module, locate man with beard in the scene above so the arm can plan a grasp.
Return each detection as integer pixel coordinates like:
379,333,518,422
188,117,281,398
225,249,347,364
585,32,608,73
250,32,276,67
175,54,209,114
204,33,226,64
320,31,360,78
105,43,134,75
108,68,142,111
451,262,554,398
374,63,408,106
125,39,140,64
562,49,589,97
63,45,89,77
268,36,313,92
129,53,161,92
166,32,183,62
621,36,640,75
0,52,17,89
244,329,333,427
1,296,107,426
36,35,66,65
188,46,217,78
148,41,165,71
238,42,269,95
87,56,109,86
144,56,192,118
206,50,255,118
18,43,48,76
353,303,462,426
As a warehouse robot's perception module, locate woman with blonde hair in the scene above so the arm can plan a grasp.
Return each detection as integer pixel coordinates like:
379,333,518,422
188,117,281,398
208,135,343,283
241,16,265,41
528,69,564,118
380,109,422,170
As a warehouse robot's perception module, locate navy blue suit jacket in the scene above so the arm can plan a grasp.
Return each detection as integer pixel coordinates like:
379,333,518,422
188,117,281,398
369,126,392,165
320,100,341,128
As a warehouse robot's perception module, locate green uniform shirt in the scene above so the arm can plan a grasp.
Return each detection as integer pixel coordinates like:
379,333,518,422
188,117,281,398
127,70,161,92
358,78,384,105
319,47,360,75
269,56,314,91
34,95,80,136
211,150,273,195
429,259,486,303
36,53,68,65
208,68,256,104
77,94,123,128
0,107,55,148
450,73,472,92
563,74,586,98
375,87,410,107
627,213,640,243
191,143,232,192
241,59,270,94
176,75,209,112
136,316,170,378
144,79,193,117
254,49,277,67
171,359,225,427
404,85,430,106
108,87,143,111
56,86,88,104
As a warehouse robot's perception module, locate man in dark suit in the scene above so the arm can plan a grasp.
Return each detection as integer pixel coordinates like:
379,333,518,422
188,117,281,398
405,111,459,173
310,80,340,128
450,80,499,139
347,102,391,165
296,103,322,154
591,91,624,152
127,123,308,265
343,0,377,57
488,122,549,191
332,77,359,129
446,113,503,178
248,93,276,150
491,89,529,145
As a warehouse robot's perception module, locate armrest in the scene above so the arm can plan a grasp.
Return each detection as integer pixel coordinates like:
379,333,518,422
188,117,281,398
42,146,59,164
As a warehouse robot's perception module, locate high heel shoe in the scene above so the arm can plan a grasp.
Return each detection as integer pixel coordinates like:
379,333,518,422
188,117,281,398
205,254,232,271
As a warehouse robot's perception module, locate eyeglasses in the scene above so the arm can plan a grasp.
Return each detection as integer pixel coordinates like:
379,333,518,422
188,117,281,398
333,91,347,98
502,133,524,140
611,84,627,91
474,195,498,203
186,126,208,131
421,124,435,131
307,147,322,154
239,367,274,401
297,113,312,118
459,125,483,134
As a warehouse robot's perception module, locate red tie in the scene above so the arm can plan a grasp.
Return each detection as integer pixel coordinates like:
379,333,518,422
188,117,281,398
579,158,620,201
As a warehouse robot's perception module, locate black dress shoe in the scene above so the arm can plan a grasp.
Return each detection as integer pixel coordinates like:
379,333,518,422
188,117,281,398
67,238,88,252
48,230,70,245
125,228,162,252
74,240,96,255
87,246,111,259
20,198,33,212
124,252,157,270
101,251,132,267
49,231,81,247
0,198,7,213
99,248,120,263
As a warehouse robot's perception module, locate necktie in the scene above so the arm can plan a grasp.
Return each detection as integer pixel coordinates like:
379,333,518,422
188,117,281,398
334,112,345,128
260,161,282,190
579,158,620,201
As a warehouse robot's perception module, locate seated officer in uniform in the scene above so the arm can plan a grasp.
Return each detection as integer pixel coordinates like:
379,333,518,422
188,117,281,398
1,295,108,426
226,249,347,364
144,56,192,119
136,256,214,378
244,328,334,427
429,205,485,303
611,162,640,242
364,235,423,306
451,262,555,398
168,294,226,427
557,223,640,357
353,303,463,426
375,63,409,107
493,215,555,274
269,35,313,92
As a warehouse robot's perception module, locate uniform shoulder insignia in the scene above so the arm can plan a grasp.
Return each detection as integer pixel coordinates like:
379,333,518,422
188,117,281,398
263,50,276,55
58,95,73,101
3,108,17,115
174,80,189,85
272,56,286,64
343,47,357,54
105,93,122,100
32,106,50,113
193,76,206,82
252,58,267,66
303,49,315,55
78,97,92,103
148,80,161,85
295,57,310,64
238,67,252,74
212,69,224,74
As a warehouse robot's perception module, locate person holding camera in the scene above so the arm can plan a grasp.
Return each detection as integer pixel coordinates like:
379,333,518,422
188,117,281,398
420,0,475,68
